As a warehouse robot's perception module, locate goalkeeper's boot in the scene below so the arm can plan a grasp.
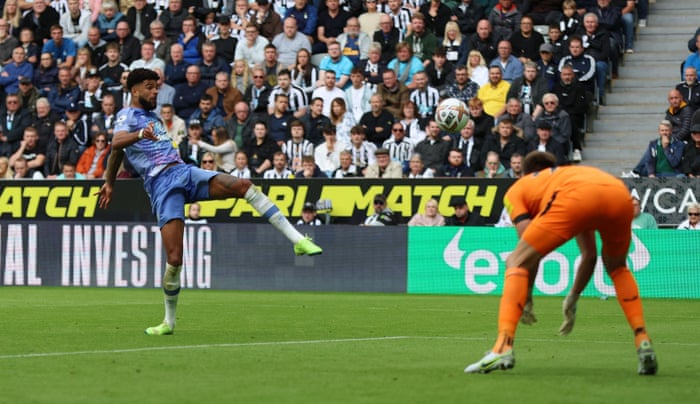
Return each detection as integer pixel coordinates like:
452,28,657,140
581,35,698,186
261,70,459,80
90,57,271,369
637,340,658,375
464,349,515,374
559,294,578,336
294,236,323,256
520,300,537,325
145,322,174,336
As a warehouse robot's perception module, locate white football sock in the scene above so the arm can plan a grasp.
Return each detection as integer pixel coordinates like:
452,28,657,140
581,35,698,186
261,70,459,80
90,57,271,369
163,263,182,329
244,186,304,243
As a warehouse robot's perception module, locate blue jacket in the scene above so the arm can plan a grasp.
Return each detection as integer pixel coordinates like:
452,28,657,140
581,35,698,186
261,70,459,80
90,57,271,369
48,84,80,114
0,61,33,94
646,138,685,177
285,5,318,37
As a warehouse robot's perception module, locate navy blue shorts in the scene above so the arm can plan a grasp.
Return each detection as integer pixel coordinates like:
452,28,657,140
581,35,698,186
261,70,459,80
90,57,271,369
144,164,218,227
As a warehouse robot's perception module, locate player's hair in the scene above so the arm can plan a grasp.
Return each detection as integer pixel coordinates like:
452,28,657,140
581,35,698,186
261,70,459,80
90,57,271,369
126,68,159,91
522,151,557,174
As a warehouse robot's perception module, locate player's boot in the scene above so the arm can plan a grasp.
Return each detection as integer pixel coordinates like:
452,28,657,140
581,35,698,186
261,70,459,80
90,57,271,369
294,236,323,256
464,349,515,374
144,322,174,335
559,293,578,336
520,300,537,325
637,340,658,375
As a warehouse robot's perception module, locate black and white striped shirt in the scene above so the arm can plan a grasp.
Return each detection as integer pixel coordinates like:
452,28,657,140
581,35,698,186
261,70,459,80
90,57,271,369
263,168,294,179
346,142,377,168
268,84,308,113
409,86,441,119
282,139,314,170
389,8,413,36
382,138,415,164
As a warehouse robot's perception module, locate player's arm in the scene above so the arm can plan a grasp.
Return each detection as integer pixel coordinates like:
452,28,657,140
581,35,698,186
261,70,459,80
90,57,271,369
514,217,530,238
111,122,157,149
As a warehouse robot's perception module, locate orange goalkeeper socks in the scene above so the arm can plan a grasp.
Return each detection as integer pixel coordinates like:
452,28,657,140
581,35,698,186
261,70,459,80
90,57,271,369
609,266,650,347
492,267,530,353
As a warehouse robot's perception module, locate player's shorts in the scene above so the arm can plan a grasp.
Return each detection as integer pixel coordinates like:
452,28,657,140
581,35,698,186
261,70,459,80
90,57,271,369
522,182,633,257
144,164,218,227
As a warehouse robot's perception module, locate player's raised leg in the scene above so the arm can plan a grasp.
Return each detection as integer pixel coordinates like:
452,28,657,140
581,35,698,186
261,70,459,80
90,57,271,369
145,219,184,335
209,174,322,256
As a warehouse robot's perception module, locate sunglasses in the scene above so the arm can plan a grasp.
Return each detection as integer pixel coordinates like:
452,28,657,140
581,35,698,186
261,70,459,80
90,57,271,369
689,213,700,216
374,200,385,205
202,160,214,163
392,128,404,132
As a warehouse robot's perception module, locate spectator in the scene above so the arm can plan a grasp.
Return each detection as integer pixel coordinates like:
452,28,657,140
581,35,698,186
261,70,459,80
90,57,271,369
0,155,12,178
488,0,521,40
467,19,499,64
126,0,156,42
373,13,403,64
466,49,489,87
61,0,91,47
359,94,395,148
558,0,582,41
375,69,410,120
452,119,482,171
644,120,685,178
113,21,140,66
491,40,523,84
92,86,118,138
98,43,128,94
281,120,314,172
185,202,207,224
12,156,44,178
477,65,510,117
178,119,206,166
311,70,345,117
579,13,611,103
677,203,700,230
231,59,252,94
8,126,45,176
382,121,414,169
76,132,109,179
537,42,559,91
188,93,226,142
19,1,60,45
152,68,174,115
290,48,319,100
263,151,294,178
666,89,693,143
468,96,495,141
161,103,187,146
273,17,311,68
267,68,307,120
300,97,331,146
536,93,573,159
526,120,569,166
414,119,450,173
387,41,424,90
408,198,445,226
245,66,273,120
42,24,76,69
196,126,238,173
681,124,700,177
129,39,166,72
204,72,242,121
294,155,325,178
328,97,356,143
445,196,483,226
332,149,360,178
174,65,209,120
558,36,596,95
32,97,60,146
506,61,546,119
365,147,403,178
230,0,253,40
84,27,107,67
94,1,124,42
677,66,700,114
398,101,426,145
346,124,376,174
404,12,438,65
230,150,252,178
252,0,282,41
315,0,351,54
317,41,354,89
481,117,526,168
159,0,187,39
17,77,40,118
18,28,40,66
504,152,523,178
631,197,657,229
406,153,434,178
296,202,323,226
266,93,293,145
358,0,382,39
476,150,507,178
212,17,236,66
71,48,97,90
509,16,544,64
357,42,387,91
454,0,485,37
363,193,397,226
3,1,21,38
337,17,370,66
243,120,280,176
438,148,474,177
386,0,412,38
44,121,80,178
64,101,90,151
314,125,345,176
285,0,318,44
442,65,480,106
0,46,32,95
0,93,32,157
177,16,203,65
442,21,467,66
552,64,589,155
345,68,373,124
498,98,536,142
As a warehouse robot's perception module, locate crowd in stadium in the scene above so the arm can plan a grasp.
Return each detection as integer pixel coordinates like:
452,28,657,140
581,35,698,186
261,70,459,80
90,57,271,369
0,0,674,182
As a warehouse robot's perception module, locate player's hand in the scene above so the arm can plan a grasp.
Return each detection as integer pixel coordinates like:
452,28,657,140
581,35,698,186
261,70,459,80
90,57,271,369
96,183,113,209
559,293,579,336
141,122,158,141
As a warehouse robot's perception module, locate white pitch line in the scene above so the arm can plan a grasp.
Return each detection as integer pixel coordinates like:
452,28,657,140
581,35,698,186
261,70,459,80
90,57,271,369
408,335,700,347
0,336,410,360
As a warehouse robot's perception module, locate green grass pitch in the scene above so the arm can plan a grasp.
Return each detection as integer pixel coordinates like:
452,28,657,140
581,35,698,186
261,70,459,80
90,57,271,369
1,288,698,403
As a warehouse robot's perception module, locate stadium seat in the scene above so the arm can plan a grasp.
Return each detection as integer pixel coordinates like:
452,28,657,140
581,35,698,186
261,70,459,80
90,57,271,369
311,53,328,67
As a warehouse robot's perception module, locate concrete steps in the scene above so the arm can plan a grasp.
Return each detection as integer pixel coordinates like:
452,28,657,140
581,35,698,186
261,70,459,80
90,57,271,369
584,0,700,175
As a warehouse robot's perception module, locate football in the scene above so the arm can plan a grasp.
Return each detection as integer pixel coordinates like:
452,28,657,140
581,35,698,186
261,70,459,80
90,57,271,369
435,98,470,133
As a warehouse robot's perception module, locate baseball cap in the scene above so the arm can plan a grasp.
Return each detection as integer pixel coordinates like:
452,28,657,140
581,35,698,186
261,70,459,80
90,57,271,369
86,69,100,78
691,123,700,133
536,120,552,130
539,43,554,53
66,102,80,112
189,119,202,127
302,202,316,212
449,196,468,207
374,147,390,156
217,15,230,24
19,76,32,84
257,0,269,5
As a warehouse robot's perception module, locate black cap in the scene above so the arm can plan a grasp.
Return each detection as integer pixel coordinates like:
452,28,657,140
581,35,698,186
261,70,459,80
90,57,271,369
449,196,467,207
86,69,100,78
189,119,202,127
302,202,316,212
19,76,32,84
66,102,80,112
257,0,269,5
692,123,700,133
217,15,230,24
536,120,552,130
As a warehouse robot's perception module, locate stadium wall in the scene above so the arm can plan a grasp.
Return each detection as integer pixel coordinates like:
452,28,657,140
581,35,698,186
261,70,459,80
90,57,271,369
1,223,698,299
1,177,698,225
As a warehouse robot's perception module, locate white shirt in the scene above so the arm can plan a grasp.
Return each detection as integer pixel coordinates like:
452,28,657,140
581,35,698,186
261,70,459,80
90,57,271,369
677,219,700,230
